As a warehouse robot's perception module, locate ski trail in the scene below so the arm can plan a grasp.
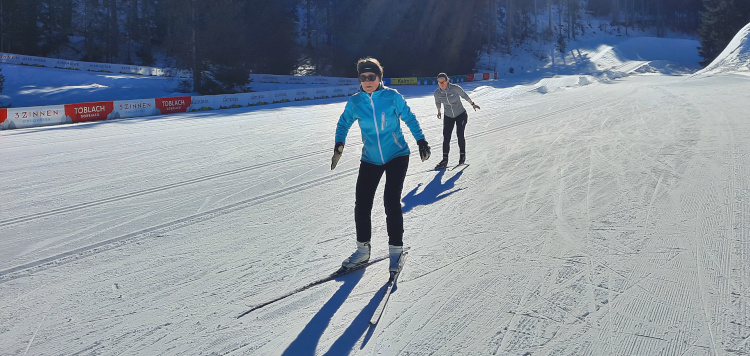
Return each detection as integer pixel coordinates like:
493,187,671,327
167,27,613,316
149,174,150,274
23,313,46,355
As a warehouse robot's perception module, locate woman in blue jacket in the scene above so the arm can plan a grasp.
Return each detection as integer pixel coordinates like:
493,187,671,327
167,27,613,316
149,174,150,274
330,57,431,273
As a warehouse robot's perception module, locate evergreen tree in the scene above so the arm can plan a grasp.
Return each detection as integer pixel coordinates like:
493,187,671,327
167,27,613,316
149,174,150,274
317,0,485,77
38,0,74,56
241,0,298,75
81,0,107,62
0,65,5,96
0,0,42,55
698,0,750,65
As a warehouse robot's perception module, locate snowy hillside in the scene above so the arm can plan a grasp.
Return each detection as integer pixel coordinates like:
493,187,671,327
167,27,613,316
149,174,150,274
2,28,750,355
696,22,750,76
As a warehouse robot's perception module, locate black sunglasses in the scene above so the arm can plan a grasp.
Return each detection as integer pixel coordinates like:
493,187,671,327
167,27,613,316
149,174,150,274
359,74,378,82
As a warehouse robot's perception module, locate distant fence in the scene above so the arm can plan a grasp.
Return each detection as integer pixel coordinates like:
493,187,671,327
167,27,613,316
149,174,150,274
386,72,498,86
0,85,358,130
0,52,191,77
0,52,497,84
0,52,498,130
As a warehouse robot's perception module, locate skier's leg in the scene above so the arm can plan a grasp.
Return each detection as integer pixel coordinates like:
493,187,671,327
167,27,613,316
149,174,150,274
456,111,468,156
383,155,409,247
442,116,456,159
355,161,384,243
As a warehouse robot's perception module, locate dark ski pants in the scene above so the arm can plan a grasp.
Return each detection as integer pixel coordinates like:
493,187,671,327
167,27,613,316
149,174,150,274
355,155,409,246
442,111,468,158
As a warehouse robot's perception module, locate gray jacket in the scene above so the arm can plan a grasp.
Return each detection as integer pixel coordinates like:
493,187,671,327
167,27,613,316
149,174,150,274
434,83,472,118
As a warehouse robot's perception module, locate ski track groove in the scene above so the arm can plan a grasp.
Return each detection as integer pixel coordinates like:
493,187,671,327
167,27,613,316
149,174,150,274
0,149,335,228
0,166,361,282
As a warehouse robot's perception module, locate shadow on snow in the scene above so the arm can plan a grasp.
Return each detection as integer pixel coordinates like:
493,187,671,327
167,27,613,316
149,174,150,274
280,267,393,355
401,167,466,214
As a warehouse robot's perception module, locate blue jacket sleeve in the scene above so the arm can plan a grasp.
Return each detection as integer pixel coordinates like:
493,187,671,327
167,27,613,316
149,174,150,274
335,98,356,144
395,93,425,141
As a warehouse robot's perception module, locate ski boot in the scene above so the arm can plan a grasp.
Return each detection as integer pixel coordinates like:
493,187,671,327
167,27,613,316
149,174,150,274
434,157,448,170
388,245,404,273
342,241,370,268
459,153,466,165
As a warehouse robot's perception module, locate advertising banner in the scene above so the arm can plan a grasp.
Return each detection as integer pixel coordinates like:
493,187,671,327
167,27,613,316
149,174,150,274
311,88,332,99
82,62,117,73
248,92,271,105
0,53,21,64
20,55,49,67
291,89,312,102
390,78,418,86
217,94,244,109
112,99,159,119
2,105,67,130
271,90,292,104
0,52,190,77
65,101,115,123
54,58,81,70
466,74,475,82
249,74,359,86
155,96,191,114
0,85,359,130
189,96,215,111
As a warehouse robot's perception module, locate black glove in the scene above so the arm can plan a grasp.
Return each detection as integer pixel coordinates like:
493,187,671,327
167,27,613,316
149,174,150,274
417,139,430,162
331,142,344,170
471,103,480,111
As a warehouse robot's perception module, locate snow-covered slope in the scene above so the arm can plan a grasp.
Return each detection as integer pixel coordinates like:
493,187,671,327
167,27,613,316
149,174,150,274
2,29,750,356
697,22,750,76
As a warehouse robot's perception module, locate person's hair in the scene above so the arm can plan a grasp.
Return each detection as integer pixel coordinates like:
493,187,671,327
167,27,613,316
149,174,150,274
437,72,449,82
357,57,383,78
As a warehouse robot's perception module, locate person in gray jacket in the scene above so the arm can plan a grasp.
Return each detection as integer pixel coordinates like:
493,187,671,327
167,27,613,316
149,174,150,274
433,72,479,169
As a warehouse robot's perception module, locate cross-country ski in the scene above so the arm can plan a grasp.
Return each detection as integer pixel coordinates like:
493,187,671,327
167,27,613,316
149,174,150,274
237,255,387,319
370,250,409,325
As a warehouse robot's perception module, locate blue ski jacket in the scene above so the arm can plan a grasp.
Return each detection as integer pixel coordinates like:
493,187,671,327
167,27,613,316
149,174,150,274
335,85,425,165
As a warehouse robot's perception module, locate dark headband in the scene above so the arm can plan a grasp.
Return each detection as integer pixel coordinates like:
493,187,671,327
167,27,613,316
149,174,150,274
358,61,382,77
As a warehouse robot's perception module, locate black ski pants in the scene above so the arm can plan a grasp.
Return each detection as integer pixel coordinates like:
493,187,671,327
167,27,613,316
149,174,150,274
355,155,409,246
442,111,468,158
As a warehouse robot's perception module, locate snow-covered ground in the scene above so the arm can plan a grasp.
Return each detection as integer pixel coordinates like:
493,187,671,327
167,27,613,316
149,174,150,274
2,24,750,355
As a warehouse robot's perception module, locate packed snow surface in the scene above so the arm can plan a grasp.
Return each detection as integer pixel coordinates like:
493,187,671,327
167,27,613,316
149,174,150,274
2,29,750,355
697,22,750,76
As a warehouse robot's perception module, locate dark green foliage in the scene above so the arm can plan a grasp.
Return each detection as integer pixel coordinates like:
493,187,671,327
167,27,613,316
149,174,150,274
1,0,747,85
315,0,485,77
0,66,5,96
698,0,750,65
0,0,43,55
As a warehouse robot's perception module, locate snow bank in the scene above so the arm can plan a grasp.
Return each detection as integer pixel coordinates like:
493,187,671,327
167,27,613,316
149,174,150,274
696,22,750,75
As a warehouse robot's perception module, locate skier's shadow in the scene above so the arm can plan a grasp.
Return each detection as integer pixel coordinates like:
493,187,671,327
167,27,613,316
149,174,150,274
326,281,393,353
401,167,466,213
281,270,367,355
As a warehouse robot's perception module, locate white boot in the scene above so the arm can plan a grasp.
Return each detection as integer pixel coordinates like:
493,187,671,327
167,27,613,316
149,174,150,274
342,241,370,268
389,245,404,272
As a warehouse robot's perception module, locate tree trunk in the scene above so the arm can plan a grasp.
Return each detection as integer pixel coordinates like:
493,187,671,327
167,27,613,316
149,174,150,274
506,0,513,54
191,0,199,92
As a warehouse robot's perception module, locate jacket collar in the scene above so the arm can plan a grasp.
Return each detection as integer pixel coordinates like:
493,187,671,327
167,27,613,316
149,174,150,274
359,81,385,96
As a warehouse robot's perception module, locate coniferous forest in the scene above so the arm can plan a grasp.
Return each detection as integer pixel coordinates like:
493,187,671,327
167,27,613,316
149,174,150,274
0,0,748,94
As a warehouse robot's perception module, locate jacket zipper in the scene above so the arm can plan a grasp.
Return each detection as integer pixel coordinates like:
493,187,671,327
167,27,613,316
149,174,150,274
442,88,456,117
368,95,385,164
392,132,403,148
